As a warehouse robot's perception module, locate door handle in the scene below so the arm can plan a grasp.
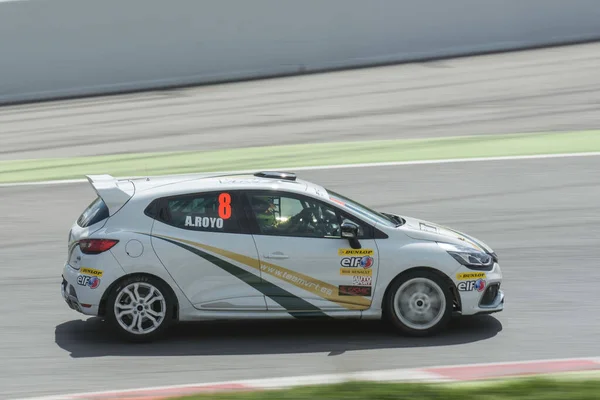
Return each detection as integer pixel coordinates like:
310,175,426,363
263,252,289,260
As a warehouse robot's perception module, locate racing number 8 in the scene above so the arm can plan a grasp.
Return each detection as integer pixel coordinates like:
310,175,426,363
218,193,232,219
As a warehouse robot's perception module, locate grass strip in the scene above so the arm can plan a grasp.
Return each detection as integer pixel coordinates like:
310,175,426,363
170,378,600,400
1,131,600,183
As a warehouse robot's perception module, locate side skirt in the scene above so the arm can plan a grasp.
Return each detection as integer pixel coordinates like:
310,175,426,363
176,309,366,322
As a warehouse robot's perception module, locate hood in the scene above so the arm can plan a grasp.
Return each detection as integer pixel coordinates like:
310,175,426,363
397,215,493,253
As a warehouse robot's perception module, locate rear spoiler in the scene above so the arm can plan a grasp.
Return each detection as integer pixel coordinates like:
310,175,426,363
85,174,135,216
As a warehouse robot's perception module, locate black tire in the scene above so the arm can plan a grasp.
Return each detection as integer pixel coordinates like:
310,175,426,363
384,270,453,337
105,274,176,343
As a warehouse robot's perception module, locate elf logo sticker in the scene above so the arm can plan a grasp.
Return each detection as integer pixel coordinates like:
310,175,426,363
340,256,374,269
457,279,486,292
77,275,101,289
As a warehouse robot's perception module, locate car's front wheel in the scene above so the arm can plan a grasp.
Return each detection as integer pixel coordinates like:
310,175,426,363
385,270,453,337
106,275,175,342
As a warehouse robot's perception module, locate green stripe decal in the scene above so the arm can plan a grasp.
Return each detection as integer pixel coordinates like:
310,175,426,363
155,236,331,318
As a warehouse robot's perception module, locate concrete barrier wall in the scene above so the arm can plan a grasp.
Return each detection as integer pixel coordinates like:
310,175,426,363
1,0,599,104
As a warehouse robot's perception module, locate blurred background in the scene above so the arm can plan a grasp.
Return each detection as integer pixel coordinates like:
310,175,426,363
1,0,600,398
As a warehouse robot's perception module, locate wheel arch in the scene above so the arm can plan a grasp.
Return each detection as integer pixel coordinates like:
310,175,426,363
98,272,179,320
380,266,461,316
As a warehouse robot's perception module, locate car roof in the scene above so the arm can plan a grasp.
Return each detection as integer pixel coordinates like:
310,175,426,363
129,172,329,201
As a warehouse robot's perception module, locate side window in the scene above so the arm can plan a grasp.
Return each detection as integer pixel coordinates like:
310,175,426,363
161,191,240,233
248,193,343,238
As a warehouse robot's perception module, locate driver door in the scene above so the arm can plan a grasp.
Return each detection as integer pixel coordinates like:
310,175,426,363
245,191,379,313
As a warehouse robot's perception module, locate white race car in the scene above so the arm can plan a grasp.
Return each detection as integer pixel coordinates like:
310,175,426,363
62,171,504,341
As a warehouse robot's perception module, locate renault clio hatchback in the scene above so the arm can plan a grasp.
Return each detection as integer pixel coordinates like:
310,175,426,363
62,171,504,342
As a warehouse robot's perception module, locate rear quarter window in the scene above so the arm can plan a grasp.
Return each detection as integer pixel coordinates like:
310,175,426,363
77,197,109,228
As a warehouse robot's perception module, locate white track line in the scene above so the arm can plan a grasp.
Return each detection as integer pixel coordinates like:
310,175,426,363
2,151,600,188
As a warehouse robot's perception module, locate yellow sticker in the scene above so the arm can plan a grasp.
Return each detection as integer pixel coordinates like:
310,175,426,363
456,272,486,280
338,248,374,256
80,267,103,277
340,268,373,276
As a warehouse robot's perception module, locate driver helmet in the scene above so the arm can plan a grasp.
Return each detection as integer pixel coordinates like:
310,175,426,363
252,197,277,226
251,196,275,213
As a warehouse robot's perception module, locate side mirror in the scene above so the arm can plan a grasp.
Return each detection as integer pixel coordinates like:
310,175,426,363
341,220,361,249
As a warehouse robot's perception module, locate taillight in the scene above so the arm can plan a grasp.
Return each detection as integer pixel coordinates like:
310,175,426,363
79,239,119,254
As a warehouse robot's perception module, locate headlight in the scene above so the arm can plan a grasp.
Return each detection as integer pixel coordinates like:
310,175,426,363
437,242,494,269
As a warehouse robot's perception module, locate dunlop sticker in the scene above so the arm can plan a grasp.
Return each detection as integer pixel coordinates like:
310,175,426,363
456,272,486,280
338,248,374,256
80,267,103,277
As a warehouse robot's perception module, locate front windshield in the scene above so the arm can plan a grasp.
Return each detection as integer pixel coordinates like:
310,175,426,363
326,189,399,228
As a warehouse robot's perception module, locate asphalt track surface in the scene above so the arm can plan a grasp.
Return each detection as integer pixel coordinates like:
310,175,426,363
1,43,600,398
1,42,600,161
2,156,600,398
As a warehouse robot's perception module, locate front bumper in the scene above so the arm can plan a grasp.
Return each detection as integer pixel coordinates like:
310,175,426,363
454,262,504,316
474,286,504,315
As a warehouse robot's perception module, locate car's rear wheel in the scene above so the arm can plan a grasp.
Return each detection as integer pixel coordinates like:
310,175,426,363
385,270,453,337
106,275,175,342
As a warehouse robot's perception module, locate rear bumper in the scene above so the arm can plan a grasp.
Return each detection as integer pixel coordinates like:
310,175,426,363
61,264,100,316
61,276,82,312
